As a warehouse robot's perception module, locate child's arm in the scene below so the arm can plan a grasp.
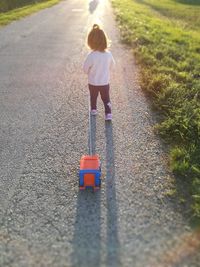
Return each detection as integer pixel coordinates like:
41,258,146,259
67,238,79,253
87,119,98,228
83,53,92,74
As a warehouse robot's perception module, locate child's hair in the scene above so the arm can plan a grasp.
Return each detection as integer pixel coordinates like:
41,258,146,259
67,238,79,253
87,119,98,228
87,24,108,52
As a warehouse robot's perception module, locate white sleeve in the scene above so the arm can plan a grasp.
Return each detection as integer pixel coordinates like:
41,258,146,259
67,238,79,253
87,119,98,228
83,53,92,74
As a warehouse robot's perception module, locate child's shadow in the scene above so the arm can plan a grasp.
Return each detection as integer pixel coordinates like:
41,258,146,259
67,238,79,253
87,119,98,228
89,0,99,13
105,121,121,267
71,115,101,267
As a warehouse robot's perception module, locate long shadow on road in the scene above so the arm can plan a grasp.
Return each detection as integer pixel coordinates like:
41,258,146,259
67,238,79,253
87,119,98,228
72,190,101,267
71,119,120,267
105,121,121,267
71,115,101,267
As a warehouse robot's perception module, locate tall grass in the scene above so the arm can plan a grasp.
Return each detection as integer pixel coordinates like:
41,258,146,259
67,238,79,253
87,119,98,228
112,0,200,219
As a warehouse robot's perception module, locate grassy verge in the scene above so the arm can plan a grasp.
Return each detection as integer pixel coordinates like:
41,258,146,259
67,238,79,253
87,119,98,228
112,0,200,219
0,0,62,26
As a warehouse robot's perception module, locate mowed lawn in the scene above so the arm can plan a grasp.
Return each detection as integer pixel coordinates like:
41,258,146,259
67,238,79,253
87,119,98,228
111,0,200,220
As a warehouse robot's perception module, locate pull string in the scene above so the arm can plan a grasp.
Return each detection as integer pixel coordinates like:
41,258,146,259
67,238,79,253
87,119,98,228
88,95,93,155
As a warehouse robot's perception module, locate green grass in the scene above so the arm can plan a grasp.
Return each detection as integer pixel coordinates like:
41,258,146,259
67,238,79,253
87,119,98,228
0,0,62,26
135,0,200,29
112,0,200,219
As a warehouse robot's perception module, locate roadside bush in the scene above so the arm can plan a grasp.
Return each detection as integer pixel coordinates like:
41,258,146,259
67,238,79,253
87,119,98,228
0,0,49,12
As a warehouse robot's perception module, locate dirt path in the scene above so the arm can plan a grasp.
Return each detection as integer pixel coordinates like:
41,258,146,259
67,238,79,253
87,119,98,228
0,0,199,266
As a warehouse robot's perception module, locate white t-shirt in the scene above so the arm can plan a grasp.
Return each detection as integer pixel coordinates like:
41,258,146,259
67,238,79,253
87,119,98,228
83,50,115,86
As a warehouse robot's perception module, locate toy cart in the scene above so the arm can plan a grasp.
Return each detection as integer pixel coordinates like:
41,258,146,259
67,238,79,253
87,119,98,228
79,155,101,191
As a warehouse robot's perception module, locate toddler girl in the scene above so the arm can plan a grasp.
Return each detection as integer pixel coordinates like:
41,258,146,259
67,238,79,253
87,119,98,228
83,24,115,121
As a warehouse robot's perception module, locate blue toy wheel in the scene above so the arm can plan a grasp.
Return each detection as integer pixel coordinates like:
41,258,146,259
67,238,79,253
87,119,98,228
95,178,101,187
79,177,84,187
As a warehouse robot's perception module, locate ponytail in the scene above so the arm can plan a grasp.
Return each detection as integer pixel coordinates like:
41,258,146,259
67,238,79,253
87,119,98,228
93,24,100,30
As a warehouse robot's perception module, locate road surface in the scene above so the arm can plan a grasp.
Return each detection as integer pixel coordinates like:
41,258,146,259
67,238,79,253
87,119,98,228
0,0,200,266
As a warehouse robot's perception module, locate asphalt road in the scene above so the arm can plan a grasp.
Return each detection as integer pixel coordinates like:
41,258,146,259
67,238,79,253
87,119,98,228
0,0,200,266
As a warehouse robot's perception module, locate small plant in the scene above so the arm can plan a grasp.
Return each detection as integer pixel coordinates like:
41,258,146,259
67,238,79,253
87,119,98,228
165,188,177,197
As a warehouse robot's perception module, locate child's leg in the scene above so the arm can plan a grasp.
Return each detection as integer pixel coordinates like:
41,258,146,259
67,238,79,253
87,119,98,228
89,84,99,110
99,84,111,114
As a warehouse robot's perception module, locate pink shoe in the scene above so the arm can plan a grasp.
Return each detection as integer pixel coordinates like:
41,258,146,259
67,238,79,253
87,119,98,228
91,109,97,115
105,113,112,121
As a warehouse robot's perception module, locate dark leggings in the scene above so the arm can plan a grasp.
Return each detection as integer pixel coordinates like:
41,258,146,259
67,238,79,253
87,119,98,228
89,84,111,114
